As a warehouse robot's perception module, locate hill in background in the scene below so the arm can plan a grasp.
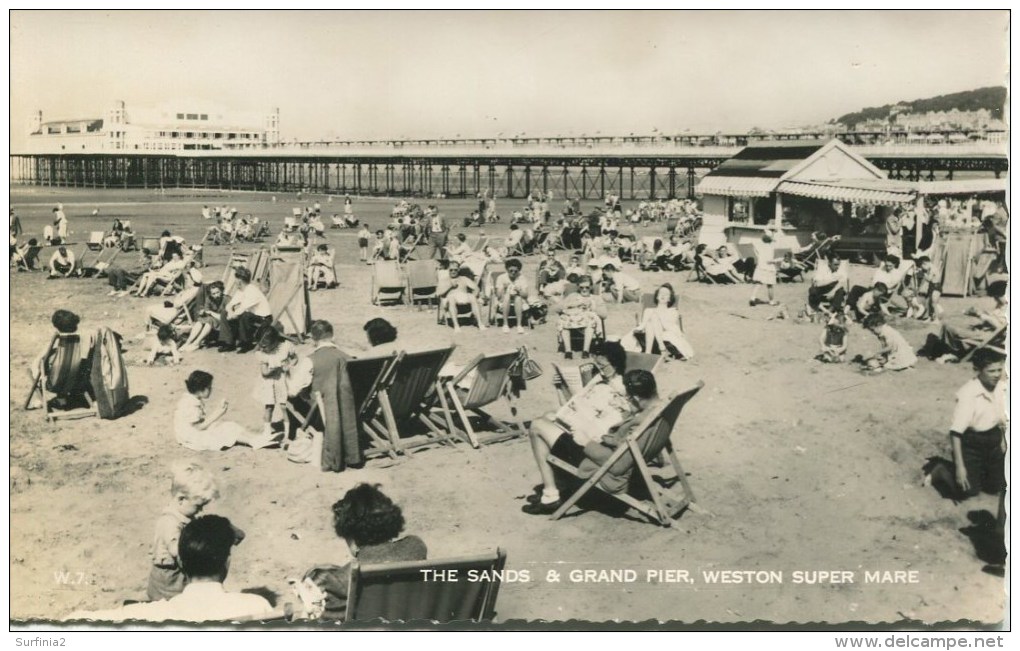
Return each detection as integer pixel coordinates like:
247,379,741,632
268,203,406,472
833,86,1006,128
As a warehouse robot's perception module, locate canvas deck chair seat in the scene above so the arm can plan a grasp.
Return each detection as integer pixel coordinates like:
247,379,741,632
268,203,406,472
405,259,439,309
140,237,161,256
268,251,312,338
345,549,507,623
547,382,705,527
25,333,97,421
371,260,406,306
433,349,525,448
371,346,458,457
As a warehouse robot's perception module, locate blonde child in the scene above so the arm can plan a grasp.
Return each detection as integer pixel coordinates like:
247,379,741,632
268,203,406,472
146,324,181,366
147,462,219,600
252,328,296,437
860,313,916,372
175,370,276,451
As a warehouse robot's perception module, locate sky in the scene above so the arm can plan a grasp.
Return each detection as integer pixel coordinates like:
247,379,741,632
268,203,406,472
8,10,1010,149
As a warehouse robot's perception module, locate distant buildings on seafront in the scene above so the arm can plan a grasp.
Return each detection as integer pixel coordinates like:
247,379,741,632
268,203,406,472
26,101,280,154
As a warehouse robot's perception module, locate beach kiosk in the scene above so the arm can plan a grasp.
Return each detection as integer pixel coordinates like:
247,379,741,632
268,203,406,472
696,139,916,249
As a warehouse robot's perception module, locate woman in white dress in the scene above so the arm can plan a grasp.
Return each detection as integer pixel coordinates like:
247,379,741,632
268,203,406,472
628,283,695,360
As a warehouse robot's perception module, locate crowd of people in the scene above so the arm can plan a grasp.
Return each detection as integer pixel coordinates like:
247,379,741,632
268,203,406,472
11,188,1007,622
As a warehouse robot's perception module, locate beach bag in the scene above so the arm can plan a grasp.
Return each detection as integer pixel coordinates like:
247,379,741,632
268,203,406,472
90,327,130,419
286,429,322,465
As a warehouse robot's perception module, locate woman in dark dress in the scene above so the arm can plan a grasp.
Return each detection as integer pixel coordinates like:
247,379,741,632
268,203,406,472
298,484,427,621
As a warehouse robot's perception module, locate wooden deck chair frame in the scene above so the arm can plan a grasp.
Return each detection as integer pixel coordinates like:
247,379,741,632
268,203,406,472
434,349,525,448
345,548,507,623
81,246,120,278
960,324,1007,363
345,353,402,460
73,244,96,276
547,382,705,527
285,391,326,442
372,347,459,457
25,333,99,422
531,230,550,253
405,259,440,310
371,260,406,306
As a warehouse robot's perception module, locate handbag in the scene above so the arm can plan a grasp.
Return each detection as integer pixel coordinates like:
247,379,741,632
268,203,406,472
521,355,543,381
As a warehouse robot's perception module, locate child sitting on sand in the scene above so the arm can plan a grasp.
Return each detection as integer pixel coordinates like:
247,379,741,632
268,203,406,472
858,313,916,373
146,324,181,366
816,308,848,363
252,328,297,438
175,370,276,451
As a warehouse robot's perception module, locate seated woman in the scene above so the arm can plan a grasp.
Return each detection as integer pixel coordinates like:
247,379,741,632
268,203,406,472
133,252,190,297
522,369,660,515
306,244,338,290
919,280,1007,363
625,283,694,360
555,275,606,359
298,483,427,621
439,268,487,332
180,281,228,352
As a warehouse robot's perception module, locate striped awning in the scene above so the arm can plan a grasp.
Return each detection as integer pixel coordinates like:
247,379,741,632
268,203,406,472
916,179,1007,195
696,175,779,198
778,180,916,205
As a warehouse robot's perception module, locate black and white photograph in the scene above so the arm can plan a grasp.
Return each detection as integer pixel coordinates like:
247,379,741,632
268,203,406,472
8,8,1010,637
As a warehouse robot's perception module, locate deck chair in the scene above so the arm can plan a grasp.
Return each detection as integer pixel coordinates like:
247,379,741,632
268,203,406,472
346,548,507,623
372,347,458,456
531,230,550,253
345,353,401,460
79,246,120,278
434,349,525,448
285,391,327,446
140,237,161,256
960,324,1007,363
25,333,98,421
72,244,97,276
371,260,406,306
221,251,251,296
13,244,43,271
548,382,705,527
406,259,439,309
307,248,338,290
624,351,664,374
470,235,490,253
795,235,840,270
86,231,105,251
268,251,312,337
505,236,526,257
141,264,187,297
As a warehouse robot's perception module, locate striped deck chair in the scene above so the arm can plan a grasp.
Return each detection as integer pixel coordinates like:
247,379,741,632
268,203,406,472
434,349,525,448
371,260,406,306
346,549,507,623
372,346,458,456
548,382,705,527
405,259,439,309
345,353,400,460
221,251,251,296
25,333,98,421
